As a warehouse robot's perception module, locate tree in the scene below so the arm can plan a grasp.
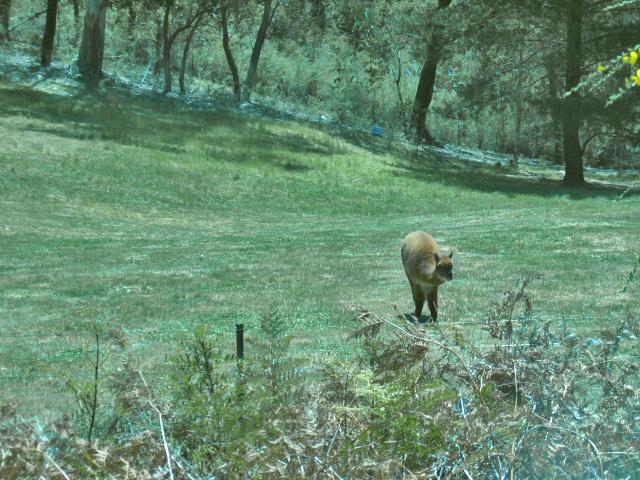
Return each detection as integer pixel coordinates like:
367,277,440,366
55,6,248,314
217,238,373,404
159,0,207,94
244,0,278,102
544,53,564,163
524,0,635,184
77,0,108,85
41,0,59,67
410,0,452,145
160,0,174,93
7,0,634,180
220,0,241,104
179,10,205,95
217,0,278,103
0,0,10,41
71,0,80,25
449,0,638,183
119,0,137,36
561,0,585,185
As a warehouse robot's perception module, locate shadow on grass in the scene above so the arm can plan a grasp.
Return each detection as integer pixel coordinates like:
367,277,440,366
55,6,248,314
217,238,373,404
0,85,342,172
387,146,638,201
2,81,636,198
316,121,638,200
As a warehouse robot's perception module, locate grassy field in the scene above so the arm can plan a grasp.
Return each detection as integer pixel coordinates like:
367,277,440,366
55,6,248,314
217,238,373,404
1,75,639,416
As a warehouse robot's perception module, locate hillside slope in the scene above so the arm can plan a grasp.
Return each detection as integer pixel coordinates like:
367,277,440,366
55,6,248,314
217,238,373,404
1,72,639,414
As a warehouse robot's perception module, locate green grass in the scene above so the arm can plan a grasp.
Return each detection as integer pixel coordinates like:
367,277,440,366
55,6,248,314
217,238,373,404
1,77,639,415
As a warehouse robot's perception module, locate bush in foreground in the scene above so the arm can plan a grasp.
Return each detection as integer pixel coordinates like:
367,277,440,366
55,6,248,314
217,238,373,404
1,282,638,479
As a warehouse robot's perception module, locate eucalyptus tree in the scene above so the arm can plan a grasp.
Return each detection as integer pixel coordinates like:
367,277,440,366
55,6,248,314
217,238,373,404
0,0,11,41
333,0,485,144
513,0,639,185
410,0,453,145
434,0,638,184
77,0,108,84
159,0,210,94
559,0,586,184
219,0,241,103
115,0,139,36
306,0,407,127
179,7,207,95
71,0,80,25
217,0,279,103
243,0,279,101
40,0,58,66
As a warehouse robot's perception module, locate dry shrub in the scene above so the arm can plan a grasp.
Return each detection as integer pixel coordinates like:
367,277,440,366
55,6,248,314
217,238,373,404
0,405,164,479
1,289,638,479
342,278,640,479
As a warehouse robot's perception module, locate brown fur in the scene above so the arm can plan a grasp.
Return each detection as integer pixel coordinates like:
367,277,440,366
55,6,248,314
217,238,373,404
401,231,453,322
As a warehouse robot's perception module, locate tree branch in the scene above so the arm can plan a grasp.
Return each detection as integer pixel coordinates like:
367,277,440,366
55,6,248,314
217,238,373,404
9,9,47,31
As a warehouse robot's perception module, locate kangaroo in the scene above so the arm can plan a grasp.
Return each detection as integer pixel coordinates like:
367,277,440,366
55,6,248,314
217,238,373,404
401,231,453,322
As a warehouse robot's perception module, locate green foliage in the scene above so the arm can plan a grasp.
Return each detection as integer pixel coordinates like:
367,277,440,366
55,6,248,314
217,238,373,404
322,357,455,471
5,0,640,165
167,312,310,475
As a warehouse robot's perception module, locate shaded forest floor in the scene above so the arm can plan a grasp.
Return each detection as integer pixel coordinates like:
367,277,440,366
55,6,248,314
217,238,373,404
1,56,639,415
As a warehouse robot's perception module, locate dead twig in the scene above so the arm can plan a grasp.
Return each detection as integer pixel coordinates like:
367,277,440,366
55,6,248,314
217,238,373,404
529,420,605,479
139,371,175,480
388,305,487,407
87,324,100,442
174,458,197,480
326,424,341,456
44,452,71,480
513,361,518,413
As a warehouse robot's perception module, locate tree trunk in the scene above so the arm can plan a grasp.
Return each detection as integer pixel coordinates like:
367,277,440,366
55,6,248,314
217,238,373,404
179,12,203,96
160,0,200,95
512,47,524,166
127,4,137,36
544,55,563,164
310,0,325,29
152,17,163,78
72,0,80,24
40,0,58,67
513,95,522,164
562,0,585,185
1,0,11,41
410,53,440,144
409,0,451,145
70,0,80,45
221,0,241,104
77,0,107,85
162,0,173,94
243,0,275,102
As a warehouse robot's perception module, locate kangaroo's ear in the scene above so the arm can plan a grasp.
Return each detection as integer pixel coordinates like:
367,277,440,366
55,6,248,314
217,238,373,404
448,251,454,260
434,253,440,264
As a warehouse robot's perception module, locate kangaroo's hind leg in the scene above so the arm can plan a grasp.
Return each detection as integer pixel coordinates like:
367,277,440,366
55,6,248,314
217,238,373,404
409,279,425,320
427,285,439,322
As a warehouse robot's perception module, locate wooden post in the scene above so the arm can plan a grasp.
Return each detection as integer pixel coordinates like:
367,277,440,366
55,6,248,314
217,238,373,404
236,323,244,359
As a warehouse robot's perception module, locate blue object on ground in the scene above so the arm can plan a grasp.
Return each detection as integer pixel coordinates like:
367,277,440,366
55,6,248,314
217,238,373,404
371,125,383,137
